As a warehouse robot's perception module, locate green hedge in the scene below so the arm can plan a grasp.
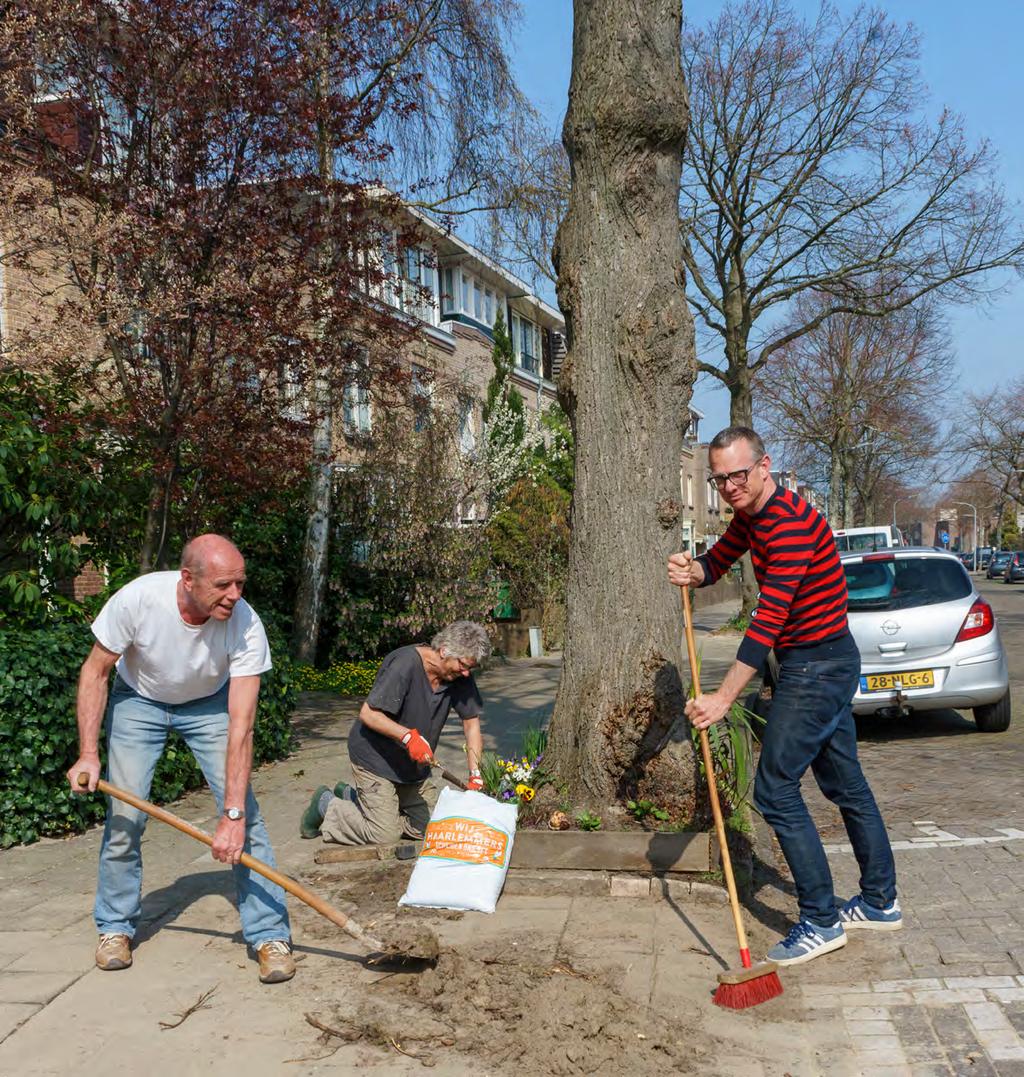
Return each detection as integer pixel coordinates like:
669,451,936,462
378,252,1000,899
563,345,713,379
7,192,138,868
0,621,298,849
292,659,381,696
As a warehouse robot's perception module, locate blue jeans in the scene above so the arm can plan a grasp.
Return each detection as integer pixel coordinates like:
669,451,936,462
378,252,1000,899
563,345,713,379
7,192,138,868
94,678,291,945
753,637,896,927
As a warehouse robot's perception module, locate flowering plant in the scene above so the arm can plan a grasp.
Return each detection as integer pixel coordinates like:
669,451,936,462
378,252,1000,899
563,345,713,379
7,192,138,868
479,726,548,805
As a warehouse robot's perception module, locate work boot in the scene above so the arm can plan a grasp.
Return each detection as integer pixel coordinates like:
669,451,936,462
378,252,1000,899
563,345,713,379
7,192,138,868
256,939,296,984
300,785,331,839
95,933,132,971
333,780,358,802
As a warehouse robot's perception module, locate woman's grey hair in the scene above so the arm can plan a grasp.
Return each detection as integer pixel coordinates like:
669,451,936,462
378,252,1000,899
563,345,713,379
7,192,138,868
432,621,492,663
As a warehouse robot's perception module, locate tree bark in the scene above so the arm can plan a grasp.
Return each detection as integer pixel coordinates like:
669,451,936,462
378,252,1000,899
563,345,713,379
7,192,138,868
548,0,697,813
292,23,336,663
293,380,332,664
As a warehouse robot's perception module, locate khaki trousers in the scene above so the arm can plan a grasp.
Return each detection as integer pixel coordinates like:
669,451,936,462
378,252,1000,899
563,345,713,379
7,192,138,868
320,760,438,846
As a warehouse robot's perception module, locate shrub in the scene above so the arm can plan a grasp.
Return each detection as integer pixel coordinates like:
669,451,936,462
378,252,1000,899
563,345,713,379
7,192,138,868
0,618,297,848
292,659,382,696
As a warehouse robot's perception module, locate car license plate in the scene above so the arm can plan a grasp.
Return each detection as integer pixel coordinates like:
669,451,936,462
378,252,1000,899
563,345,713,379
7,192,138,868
860,669,935,693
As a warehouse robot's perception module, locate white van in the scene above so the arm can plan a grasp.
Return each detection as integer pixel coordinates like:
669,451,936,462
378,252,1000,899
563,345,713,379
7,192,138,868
832,525,904,553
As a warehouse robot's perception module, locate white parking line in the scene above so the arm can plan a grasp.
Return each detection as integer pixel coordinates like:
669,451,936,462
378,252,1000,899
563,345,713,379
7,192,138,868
823,826,1024,854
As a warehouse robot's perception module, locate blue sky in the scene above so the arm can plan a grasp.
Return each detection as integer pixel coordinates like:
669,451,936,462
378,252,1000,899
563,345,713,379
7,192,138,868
505,1,1024,441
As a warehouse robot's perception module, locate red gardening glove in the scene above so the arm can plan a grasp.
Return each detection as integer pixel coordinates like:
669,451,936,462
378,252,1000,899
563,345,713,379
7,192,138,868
401,729,434,764
467,771,484,792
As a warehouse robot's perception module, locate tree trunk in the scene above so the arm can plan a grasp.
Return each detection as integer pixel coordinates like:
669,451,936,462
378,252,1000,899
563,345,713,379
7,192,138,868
293,380,332,663
292,23,335,664
723,360,758,618
548,0,697,813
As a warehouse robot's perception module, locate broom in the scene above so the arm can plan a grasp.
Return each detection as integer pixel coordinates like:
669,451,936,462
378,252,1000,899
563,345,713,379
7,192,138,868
680,585,782,1009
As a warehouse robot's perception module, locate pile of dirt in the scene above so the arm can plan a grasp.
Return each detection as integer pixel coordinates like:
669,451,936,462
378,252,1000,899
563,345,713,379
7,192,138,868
305,942,721,1074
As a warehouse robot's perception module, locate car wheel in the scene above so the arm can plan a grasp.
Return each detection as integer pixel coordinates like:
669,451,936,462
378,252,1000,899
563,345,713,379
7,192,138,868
974,692,1011,733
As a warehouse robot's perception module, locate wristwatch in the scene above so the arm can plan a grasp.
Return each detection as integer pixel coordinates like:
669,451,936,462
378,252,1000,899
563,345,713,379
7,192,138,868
224,806,245,821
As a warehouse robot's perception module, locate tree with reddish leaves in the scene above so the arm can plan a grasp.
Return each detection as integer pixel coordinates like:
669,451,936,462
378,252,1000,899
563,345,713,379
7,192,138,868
1,0,524,658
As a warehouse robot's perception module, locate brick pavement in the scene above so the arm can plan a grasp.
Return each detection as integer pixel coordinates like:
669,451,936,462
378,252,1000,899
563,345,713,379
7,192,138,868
2,584,1022,1075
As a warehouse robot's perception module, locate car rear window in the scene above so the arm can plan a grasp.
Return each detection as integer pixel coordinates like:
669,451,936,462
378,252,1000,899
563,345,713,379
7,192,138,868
834,531,891,552
844,557,972,611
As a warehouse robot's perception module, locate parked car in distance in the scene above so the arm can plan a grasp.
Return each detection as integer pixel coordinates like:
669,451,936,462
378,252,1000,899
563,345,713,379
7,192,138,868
977,546,993,570
833,525,904,553
987,550,1013,579
1003,551,1024,584
841,547,1011,732
957,551,977,570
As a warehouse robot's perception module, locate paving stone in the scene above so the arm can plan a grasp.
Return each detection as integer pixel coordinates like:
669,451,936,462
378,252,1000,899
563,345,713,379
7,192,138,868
847,1019,898,1036
914,989,987,1005
0,1004,41,1042
930,1007,982,1048
0,971,85,1005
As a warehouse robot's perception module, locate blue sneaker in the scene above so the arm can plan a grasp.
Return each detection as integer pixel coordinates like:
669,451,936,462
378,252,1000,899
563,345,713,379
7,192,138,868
839,895,903,931
767,920,847,966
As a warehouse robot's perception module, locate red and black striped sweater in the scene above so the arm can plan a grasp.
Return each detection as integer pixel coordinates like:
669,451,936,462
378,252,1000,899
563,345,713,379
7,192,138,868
697,486,849,669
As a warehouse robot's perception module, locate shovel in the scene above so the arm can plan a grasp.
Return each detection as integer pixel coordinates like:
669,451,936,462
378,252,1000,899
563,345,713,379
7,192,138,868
77,773,438,964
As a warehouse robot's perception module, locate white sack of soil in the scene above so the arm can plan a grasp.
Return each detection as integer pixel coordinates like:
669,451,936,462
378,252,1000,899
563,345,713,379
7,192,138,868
399,787,518,913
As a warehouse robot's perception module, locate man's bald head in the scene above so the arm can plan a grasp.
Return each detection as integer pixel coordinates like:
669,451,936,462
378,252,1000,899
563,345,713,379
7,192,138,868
181,534,244,578
178,535,247,623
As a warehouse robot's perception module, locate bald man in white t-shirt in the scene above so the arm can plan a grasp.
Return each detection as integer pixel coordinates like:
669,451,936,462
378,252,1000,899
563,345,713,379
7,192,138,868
67,535,294,984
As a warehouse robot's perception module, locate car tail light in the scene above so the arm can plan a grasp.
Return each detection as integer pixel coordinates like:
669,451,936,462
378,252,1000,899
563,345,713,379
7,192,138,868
957,598,994,642
862,552,895,562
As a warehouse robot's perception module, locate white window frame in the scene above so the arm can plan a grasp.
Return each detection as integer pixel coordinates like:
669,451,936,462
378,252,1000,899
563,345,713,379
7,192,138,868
511,311,541,374
342,350,372,434
411,363,433,432
457,396,477,455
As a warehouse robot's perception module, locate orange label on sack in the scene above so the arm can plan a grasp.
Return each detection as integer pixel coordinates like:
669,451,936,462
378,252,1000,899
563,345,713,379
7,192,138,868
421,816,509,866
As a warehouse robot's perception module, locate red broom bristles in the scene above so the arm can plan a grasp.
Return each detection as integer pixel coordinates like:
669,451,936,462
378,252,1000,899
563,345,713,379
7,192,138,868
712,969,784,1009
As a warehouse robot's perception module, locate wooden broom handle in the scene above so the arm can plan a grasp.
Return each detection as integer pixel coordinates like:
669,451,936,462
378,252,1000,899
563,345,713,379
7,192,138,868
679,588,751,961
77,773,385,952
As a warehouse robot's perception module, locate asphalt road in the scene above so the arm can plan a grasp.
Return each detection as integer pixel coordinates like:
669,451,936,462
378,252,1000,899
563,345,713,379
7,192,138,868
812,572,1024,834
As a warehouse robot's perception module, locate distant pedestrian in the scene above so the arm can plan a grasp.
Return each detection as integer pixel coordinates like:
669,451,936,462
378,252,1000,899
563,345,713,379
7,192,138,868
668,426,899,966
68,535,294,984
301,622,490,846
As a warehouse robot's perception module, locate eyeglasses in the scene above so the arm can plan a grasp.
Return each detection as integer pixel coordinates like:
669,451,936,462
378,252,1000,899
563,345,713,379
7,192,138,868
454,656,475,673
709,457,765,489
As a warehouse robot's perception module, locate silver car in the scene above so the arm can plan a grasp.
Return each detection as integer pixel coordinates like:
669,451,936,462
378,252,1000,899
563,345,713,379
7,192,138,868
841,548,1011,732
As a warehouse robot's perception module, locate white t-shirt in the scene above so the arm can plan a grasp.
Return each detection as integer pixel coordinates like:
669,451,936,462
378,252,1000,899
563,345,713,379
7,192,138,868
91,571,272,705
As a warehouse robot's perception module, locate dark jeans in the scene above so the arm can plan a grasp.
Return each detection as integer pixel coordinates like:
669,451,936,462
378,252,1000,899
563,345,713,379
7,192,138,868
753,636,897,927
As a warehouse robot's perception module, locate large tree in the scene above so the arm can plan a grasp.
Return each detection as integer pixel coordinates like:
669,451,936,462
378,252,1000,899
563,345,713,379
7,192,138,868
682,0,1024,431
1,0,418,576
547,0,698,812
756,293,952,527
954,379,1024,544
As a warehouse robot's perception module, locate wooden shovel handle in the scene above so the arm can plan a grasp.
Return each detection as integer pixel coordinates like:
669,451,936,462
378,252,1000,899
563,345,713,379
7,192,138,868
77,773,385,952
429,759,468,790
679,588,751,960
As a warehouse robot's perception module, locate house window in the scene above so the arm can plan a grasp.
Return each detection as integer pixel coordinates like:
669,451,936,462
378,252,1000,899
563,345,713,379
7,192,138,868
511,312,540,374
460,273,470,312
687,475,694,508
442,268,454,314
342,352,371,434
457,396,476,455
398,246,437,325
484,288,494,325
411,363,432,432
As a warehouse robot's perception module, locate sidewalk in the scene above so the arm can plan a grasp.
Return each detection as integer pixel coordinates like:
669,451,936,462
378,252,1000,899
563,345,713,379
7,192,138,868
8,602,1023,1074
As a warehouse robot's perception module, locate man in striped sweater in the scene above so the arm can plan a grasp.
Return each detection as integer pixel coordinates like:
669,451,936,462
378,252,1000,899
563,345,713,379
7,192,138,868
668,426,898,966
